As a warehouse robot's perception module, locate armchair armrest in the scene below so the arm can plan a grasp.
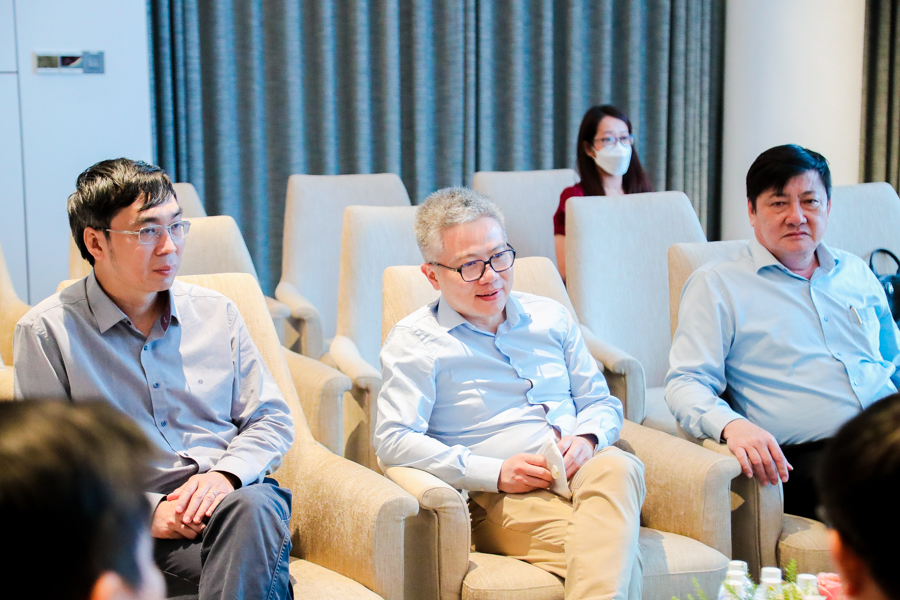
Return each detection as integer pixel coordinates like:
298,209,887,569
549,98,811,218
580,325,646,423
1,295,30,365
275,281,324,358
283,444,419,600
620,420,741,556
330,335,382,470
265,296,291,346
282,348,351,455
0,366,14,401
382,464,471,600
697,437,782,575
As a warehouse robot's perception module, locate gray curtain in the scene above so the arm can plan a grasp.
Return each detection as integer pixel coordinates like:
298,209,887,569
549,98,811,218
861,0,900,190
149,0,724,294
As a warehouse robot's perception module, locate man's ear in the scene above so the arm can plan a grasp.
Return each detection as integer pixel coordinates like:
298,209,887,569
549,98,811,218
829,529,865,598
90,571,137,600
83,228,107,264
421,263,441,292
747,198,756,228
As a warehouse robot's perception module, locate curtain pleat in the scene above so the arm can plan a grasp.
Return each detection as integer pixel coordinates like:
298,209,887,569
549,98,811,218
149,0,724,293
861,0,900,191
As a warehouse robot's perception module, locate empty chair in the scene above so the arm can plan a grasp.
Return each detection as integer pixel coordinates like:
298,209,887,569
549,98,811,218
379,258,741,600
473,169,579,267
329,205,421,469
276,174,411,359
668,240,831,577
565,192,706,431
824,182,900,269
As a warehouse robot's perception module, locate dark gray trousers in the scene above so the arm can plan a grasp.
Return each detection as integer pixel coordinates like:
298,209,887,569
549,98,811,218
153,480,293,600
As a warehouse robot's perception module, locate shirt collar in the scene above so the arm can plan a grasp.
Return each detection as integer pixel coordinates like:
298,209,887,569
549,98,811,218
434,292,530,335
86,271,178,334
748,238,838,277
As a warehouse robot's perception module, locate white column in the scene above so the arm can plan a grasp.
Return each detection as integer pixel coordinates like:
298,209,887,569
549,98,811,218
720,0,866,241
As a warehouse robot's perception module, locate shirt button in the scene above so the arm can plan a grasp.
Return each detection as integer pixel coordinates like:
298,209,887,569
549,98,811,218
153,383,160,389
160,420,167,427
836,352,842,357
143,345,148,351
852,380,858,386
823,316,829,323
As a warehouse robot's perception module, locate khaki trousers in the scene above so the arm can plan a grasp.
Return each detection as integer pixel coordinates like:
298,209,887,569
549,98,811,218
469,447,645,600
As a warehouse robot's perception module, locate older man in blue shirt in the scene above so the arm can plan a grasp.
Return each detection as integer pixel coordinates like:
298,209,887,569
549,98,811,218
375,187,645,600
666,144,900,519
14,158,294,600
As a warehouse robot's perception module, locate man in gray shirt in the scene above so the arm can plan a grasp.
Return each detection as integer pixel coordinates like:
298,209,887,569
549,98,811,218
14,158,295,600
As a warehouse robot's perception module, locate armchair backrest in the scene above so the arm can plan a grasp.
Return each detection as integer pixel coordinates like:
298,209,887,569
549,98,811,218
382,256,576,343
178,215,260,281
281,174,411,343
566,192,706,387
0,242,30,365
472,169,579,266
667,240,749,337
824,182,900,271
336,205,421,367
172,182,208,217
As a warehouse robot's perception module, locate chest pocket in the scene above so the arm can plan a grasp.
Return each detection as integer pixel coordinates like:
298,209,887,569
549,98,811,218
850,305,882,356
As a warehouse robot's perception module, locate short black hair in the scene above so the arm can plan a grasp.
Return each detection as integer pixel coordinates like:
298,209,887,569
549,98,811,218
746,144,831,210
67,158,175,265
0,401,154,599
816,393,900,600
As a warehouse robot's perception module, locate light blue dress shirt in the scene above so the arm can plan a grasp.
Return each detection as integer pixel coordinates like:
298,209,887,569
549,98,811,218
375,291,623,492
14,273,295,507
666,240,900,444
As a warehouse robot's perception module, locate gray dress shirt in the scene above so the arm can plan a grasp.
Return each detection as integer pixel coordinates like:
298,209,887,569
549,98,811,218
14,273,294,506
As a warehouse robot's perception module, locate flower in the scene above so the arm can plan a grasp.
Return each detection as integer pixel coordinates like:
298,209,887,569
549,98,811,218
817,573,843,600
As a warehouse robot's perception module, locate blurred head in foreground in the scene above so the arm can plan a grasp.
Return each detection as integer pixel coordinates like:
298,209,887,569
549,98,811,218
817,392,900,600
0,401,164,600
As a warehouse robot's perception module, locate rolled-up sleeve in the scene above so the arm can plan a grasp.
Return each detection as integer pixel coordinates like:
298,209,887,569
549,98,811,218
665,269,744,441
375,325,504,492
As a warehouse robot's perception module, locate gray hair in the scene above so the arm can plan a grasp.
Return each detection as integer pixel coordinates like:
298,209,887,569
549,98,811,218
414,187,506,263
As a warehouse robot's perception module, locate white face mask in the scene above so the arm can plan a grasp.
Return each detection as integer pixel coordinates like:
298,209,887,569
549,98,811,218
593,143,632,177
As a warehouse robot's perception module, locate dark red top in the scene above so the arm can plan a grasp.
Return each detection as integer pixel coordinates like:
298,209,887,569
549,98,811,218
553,182,584,236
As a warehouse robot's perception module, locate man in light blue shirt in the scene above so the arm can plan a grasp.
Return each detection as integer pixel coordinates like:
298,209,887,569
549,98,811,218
376,187,645,600
14,159,294,600
666,144,900,519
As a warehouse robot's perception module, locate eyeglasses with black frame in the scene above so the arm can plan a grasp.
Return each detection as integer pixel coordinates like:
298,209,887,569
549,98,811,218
432,244,516,282
106,220,191,245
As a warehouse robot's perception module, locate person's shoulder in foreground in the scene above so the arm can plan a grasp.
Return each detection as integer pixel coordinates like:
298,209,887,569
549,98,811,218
0,400,164,600
818,392,900,600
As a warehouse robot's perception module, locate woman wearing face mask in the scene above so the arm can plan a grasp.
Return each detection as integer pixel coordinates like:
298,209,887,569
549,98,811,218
553,104,653,280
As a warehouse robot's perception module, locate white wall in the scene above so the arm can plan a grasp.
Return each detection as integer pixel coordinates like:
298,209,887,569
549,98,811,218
0,0,27,300
1,0,152,302
720,0,866,241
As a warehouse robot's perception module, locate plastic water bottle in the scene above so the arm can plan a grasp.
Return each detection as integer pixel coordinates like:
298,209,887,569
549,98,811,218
797,574,818,596
728,561,753,589
754,577,782,600
718,573,747,600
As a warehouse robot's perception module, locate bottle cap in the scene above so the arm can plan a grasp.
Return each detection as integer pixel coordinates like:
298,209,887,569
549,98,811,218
803,596,826,600
729,560,749,574
761,567,782,581
726,570,745,579
797,574,817,593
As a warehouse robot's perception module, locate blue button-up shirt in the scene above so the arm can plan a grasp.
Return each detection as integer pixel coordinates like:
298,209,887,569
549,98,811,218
666,240,900,444
14,273,294,506
375,292,623,492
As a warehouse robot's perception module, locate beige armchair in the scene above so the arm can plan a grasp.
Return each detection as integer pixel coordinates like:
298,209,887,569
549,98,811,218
824,181,900,266
379,259,741,600
57,273,418,599
329,205,421,469
172,182,208,217
0,241,30,367
276,174,411,360
564,193,706,431
69,216,292,346
668,240,831,577
472,169,579,267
